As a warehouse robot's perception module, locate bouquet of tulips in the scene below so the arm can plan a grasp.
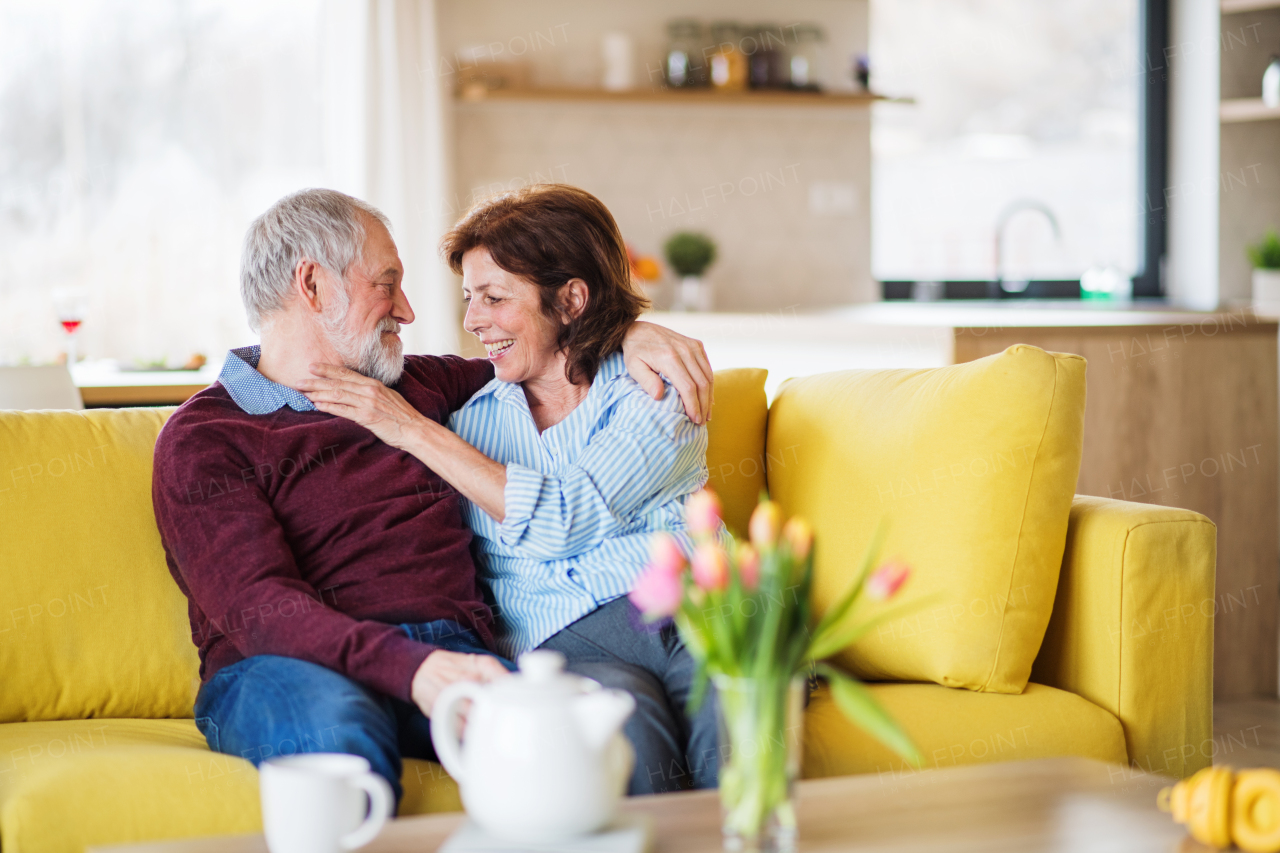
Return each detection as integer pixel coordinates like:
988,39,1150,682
630,489,921,849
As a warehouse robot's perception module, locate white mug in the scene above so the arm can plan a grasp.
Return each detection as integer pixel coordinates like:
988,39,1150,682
259,753,394,853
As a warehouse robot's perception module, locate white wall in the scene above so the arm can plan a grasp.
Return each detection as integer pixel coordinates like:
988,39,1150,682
436,0,874,315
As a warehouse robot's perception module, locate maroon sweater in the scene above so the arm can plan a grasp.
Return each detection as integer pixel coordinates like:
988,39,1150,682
152,354,495,702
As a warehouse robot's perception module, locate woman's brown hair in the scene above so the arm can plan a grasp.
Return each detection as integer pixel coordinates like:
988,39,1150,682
441,183,648,385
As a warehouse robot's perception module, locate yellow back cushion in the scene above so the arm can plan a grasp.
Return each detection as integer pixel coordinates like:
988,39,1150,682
767,345,1085,694
0,408,198,721
705,368,769,537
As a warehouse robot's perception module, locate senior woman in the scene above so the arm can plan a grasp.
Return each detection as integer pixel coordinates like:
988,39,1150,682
302,184,718,795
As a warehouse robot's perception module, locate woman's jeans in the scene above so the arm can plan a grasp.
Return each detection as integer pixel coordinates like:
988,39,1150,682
538,597,720,795
192,620,512,806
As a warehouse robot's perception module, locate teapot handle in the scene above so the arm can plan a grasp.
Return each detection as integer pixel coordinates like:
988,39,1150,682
430,681,482,785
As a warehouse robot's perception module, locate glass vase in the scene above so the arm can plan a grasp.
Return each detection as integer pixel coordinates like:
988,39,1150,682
713,675,805,853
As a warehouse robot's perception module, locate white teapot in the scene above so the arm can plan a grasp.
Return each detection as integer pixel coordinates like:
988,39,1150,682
430,650,636,843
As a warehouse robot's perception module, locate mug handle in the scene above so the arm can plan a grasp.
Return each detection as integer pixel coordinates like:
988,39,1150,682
430,681,482,785
339,771,394,850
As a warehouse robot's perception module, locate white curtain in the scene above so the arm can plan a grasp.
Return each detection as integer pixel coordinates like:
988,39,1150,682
322,0,459,355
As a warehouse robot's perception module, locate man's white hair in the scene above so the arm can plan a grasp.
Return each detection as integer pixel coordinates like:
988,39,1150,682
240,188,392,332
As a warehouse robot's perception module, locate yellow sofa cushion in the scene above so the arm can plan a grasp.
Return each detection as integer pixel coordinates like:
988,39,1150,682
0,719,251,853
802,681,1127,781
0,720,461,853
705,368,769,537
768,345,1086,694
0,409,199,722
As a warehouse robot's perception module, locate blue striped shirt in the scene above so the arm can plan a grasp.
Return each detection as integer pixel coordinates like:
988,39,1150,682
449,351,708,658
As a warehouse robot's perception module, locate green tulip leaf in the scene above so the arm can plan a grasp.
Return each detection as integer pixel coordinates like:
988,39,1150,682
818,663,922,767
807,593,944,663
810,520,888,647
675,609,709,660
687,658,710,715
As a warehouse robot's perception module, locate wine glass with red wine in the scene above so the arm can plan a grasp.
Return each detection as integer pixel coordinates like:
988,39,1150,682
53,287,87,368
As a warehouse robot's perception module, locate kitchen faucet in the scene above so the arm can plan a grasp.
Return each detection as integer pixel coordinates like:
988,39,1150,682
993,199,1062,297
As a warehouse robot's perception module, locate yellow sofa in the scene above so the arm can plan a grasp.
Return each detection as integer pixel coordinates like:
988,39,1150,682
0,347,1215,853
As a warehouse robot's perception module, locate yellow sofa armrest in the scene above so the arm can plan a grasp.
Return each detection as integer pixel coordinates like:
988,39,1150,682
1031,495,1215,779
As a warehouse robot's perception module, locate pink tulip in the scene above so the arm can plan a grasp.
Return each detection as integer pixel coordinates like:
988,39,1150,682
866,562,910,601
649,533,687,577
630,564,684,617
736,542,760,590
749,501,784,549
691,542,731,592
782,517,813,561
685,489,723,538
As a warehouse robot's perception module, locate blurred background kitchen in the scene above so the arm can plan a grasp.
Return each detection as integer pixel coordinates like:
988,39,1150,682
0,0,1278,379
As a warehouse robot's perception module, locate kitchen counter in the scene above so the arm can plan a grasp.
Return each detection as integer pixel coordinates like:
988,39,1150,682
824,298,1251,326
647,304,1280,700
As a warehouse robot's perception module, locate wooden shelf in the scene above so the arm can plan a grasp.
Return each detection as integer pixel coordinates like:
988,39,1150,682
454,87,902,107
1221,0,1280,13
1221,97,1280,123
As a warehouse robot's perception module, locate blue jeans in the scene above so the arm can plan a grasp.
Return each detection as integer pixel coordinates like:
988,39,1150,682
193,620,512,805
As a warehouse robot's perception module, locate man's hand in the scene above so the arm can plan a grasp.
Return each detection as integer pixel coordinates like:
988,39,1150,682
411,649,510,717
621,321,714,424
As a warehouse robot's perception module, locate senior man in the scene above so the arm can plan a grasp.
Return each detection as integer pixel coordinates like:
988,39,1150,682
151,188,712,804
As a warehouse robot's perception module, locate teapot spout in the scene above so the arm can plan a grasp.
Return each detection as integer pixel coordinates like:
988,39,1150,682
571,689,636,751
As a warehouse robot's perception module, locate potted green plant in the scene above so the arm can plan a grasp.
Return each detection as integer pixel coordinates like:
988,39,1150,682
1249,230,1280,316
664,232,717,312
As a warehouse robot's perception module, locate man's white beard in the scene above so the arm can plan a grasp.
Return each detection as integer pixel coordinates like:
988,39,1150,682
322,301,405,386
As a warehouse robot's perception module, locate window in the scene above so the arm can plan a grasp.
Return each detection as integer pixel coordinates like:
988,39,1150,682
0,0,325,366
870,0,1146,297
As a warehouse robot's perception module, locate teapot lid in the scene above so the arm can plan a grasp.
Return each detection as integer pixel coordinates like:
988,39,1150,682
488,650,592,701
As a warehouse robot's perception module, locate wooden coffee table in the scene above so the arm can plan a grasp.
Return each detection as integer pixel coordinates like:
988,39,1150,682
94,757,1209,852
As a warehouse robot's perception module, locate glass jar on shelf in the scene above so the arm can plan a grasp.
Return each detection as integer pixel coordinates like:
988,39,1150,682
746,23,785,89
708,21,748,91
786,23,827,91
664,19,706,88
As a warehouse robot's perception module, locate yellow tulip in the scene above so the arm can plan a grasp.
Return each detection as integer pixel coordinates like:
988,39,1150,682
749,500,784,549
782,517,813,561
